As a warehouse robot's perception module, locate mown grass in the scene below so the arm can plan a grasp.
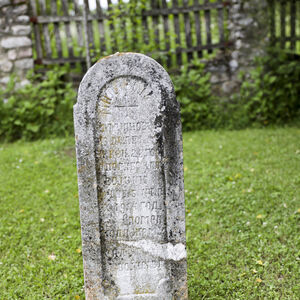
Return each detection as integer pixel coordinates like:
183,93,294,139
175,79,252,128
0,127,299,299
184,128,300,299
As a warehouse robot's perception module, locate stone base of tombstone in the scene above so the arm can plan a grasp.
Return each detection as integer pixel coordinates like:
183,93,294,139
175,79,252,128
74,53,187,299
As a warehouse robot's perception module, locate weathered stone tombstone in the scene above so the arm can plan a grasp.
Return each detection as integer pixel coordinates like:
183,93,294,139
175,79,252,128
74,53,187,299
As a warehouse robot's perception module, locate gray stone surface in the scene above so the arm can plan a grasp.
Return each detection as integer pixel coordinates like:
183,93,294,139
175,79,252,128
205,0,269,98
229,59,238,71
16,47,32,59
0,59,12,72
14,58,33,69
12,4,27,15
228,0,269,74
19,47,32,58
0,1,33,83
1,36,32,49
0,75,9,84
15,78,30,89
11,24,31,35
74,53,187,300
0,0,10,8
8,49,17,60
15,15,29,23
12,0,27,4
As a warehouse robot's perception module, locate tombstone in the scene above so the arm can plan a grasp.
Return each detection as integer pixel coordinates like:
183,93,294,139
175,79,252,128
74,53,187,300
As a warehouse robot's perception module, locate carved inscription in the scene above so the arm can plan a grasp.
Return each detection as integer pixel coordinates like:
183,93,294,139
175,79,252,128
95,76,167,295
75,53,187,299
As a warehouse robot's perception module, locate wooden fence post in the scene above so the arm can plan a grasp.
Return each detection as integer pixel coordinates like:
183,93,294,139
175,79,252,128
83,0,91,69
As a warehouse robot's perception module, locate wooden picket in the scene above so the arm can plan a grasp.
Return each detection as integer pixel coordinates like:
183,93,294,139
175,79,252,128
29,0,230,70
269,0,300,52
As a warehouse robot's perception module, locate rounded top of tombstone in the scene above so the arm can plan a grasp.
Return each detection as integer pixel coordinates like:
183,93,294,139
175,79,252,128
77,52,174,106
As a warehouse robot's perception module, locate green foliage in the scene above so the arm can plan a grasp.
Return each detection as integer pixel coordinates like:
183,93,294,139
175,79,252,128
238,48,300,126
1,48,299,142
173,48,300,130
171,59,216,131
0,67,76,142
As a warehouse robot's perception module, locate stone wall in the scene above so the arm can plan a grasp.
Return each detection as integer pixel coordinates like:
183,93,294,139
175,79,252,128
0,0,33,88
207,0,269,97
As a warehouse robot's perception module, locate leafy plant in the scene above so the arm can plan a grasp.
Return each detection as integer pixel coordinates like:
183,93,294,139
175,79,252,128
171,48,300,131
171,59,216,131
0,66,76,141
1,47,299,142
238,48,300,125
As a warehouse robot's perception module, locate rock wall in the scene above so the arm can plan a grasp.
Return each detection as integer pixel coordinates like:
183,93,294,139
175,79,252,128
207,0,269,97
0,0,33,88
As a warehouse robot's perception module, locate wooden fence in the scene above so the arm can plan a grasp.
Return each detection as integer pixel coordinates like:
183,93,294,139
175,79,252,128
29,0,230,71
269,0,300,53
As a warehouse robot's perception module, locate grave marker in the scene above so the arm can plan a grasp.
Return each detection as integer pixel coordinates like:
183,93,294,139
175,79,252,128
74,53,187,299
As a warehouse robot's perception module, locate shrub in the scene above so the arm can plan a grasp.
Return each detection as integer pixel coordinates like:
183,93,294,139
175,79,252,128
1,47,299,142
0,66,76,141
0,59,216,141
171,59,216,131
238,48,300,125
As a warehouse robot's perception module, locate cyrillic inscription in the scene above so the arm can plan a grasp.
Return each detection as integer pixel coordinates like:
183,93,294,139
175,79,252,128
75,53,187,299
95,75,167,295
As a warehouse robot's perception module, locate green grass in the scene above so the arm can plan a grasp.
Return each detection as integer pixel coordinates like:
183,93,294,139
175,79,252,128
0,127,299,299
184,128,300,299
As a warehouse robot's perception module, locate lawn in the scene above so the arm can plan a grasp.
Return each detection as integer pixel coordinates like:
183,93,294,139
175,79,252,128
0,127,299,299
